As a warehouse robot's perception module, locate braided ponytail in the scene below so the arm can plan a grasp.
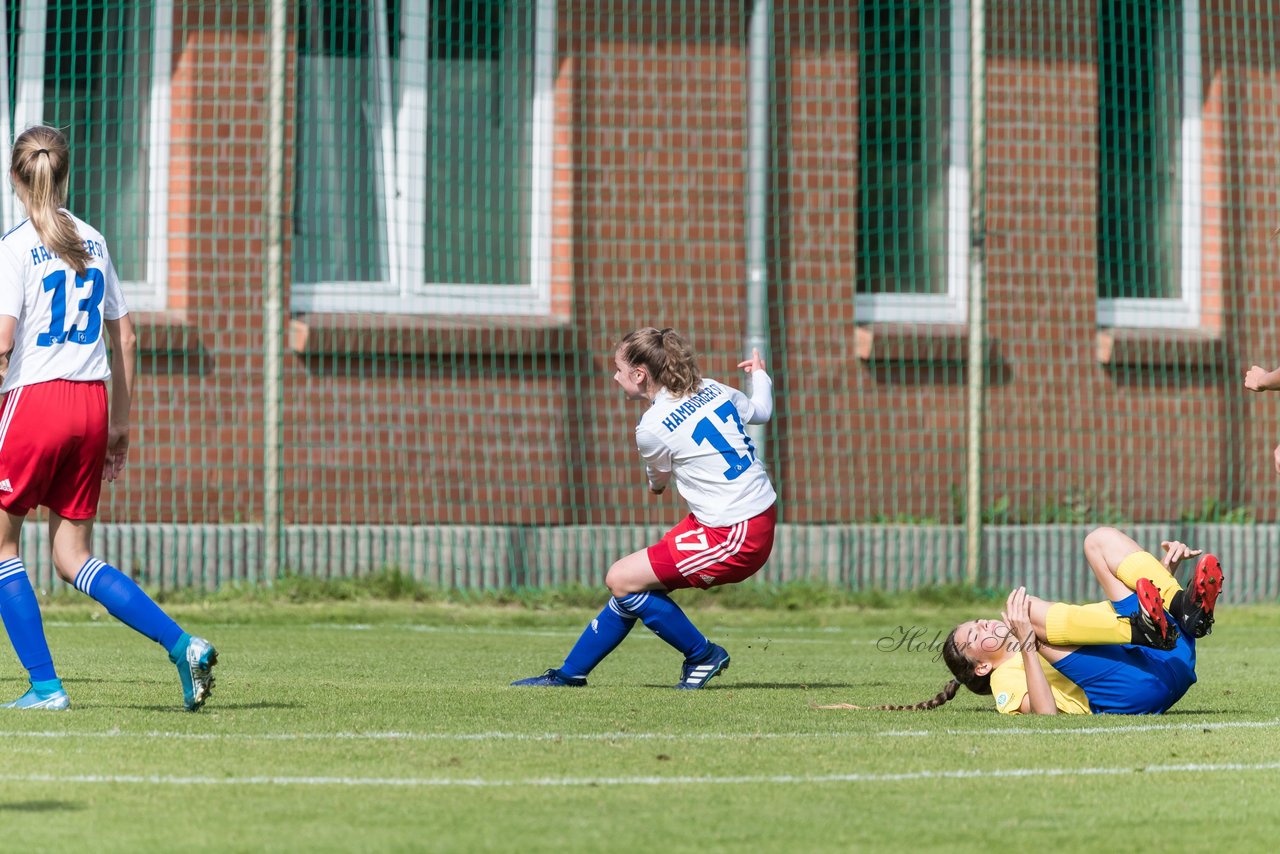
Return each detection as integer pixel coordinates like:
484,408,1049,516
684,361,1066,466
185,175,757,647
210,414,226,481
814,628,992,711
871,679,962,710
813,679,962,711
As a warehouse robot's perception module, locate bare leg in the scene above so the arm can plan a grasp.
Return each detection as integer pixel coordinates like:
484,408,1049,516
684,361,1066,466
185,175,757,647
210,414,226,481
1083,526,1143,602
604,548,667,597
0,509,22,558
47,514,94,584
1024,595,1054,641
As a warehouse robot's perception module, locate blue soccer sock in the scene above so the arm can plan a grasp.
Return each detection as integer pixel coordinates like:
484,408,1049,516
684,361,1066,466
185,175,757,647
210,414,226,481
74,558,184,652
0,557,59,683
559,598,638,679
615,591,710,661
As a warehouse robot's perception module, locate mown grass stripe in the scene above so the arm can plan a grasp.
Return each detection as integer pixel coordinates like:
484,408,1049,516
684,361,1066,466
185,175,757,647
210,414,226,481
3,761,1280,788
0,718,1276,742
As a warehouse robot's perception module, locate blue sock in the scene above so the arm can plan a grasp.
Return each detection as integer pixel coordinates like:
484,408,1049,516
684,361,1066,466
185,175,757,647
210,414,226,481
615,591,710,661
560,599,638,679
74,559,184,652
0,558,59,683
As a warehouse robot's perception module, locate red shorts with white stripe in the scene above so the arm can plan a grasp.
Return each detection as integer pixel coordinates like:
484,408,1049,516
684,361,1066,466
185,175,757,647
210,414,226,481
0,379,108,519
647,504,777,591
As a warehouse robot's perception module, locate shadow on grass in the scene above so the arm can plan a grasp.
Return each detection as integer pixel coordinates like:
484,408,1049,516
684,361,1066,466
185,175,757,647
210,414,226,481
0,800,84,812
643,681,859,690
1160,709,1231,716
129,701,301,712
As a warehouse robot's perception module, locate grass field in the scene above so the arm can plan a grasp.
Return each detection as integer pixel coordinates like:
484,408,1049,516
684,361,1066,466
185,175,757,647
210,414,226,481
1,594,1279,852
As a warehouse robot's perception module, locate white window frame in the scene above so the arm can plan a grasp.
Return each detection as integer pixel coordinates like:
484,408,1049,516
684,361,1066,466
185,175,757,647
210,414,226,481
1096,2,1201,330
0,0,171,312
293,0,556,316
855,0,970,325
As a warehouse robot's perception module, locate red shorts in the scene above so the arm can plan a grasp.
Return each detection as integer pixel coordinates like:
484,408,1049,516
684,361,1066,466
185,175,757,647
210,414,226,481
647,504,776,591
0,379,108,519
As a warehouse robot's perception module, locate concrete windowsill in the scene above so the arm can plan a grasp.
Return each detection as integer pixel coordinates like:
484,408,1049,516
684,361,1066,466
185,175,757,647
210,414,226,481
1095,328,1225,367
289,314,576,357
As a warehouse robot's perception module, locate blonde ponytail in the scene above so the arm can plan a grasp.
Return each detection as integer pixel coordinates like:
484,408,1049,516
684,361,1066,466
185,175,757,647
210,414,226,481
10,126,90,275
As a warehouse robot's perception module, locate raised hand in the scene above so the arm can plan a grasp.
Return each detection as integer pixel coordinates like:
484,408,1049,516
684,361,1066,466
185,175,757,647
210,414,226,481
1160,540,1203,571
1001,586,1037,652
1245,365,1274,392
737,348,766,374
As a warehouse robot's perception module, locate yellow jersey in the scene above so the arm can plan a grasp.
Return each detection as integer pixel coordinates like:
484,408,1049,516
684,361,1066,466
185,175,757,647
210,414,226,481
989,654,1092,715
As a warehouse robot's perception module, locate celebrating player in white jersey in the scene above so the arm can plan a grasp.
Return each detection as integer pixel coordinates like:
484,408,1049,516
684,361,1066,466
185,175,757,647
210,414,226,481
0,125,216,711
514,327,777,689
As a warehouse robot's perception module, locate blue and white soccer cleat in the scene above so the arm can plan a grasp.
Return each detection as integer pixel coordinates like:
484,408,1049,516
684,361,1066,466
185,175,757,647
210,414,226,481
675,643,730,690
2,686,70,711
510,669,587,687
170,634,218,711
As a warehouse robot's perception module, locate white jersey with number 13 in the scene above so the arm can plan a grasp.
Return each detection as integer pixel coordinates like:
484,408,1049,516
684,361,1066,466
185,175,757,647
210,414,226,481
0,212,128,394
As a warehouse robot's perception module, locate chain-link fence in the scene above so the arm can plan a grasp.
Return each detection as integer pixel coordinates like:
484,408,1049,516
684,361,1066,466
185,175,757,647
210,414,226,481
8,1,1280,600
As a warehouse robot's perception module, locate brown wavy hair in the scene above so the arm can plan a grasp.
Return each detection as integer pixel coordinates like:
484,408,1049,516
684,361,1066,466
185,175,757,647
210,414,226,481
617,327,703,398
10,126,91,275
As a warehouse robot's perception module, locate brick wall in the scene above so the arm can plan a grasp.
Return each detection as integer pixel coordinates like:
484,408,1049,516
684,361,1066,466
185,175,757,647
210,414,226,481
102,1,1280,528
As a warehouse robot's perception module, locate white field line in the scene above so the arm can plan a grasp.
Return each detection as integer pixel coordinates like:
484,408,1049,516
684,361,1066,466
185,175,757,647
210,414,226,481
2,761,1280,788
0,718,1276,744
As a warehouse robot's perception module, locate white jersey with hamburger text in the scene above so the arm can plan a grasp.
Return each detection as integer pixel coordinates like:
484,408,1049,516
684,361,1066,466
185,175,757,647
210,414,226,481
0,212,128,393
635,371,776,527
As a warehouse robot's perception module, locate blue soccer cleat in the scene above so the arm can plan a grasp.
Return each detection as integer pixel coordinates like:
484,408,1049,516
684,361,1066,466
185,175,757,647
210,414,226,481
511,669,587,687
676,643,730,690
2,686,70,711
170,634,218,711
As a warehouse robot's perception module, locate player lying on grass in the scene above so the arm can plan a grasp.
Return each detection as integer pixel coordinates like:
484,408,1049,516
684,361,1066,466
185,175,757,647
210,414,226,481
513,328,776,690
821,527,1223,715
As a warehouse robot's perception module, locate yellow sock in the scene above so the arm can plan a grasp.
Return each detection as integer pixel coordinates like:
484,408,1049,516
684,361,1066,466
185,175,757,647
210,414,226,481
1046,601,1132,646
1114,551,1182,604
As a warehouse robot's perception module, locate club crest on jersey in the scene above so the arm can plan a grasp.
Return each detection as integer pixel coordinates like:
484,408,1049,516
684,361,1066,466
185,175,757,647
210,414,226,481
675,528,708,552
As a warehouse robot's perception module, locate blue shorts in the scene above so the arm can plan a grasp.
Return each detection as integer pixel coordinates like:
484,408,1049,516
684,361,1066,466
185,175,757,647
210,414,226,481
1052,593,1197,715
